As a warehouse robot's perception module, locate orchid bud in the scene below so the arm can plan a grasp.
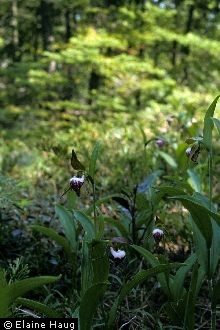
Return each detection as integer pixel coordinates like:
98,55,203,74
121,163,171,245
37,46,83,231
186,147,192,157
156,139,165,148
152,228,164,243
69,175,84,196
110,247,126,259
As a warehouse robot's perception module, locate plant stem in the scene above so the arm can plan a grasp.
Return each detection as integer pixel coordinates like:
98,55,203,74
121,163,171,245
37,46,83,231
208,149,216,330
208,150,213,210
131,185,138,244
92,181,97,232
209,278,216,330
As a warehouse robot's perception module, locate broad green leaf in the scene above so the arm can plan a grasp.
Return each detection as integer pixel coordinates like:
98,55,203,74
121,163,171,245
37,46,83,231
79,282,107,330
107,263,182,330
73,210,95,241
212,117,220,136
0,275,61,317
81,242,93,295
90,240,109,284
210,219,220,276
132,245,171,295
191,219,208,272
170,253,197,301
16,297,62,317
88,141,100,180
8,275,61,303
164,300,186,325
184,263,199,330
203,95,220,150
154,186,186,206
66,190,77,210
105,217,128,237
55,204,76,250
187,169,201,193
31,225,72,258
170,195,214,248
158,151,177,168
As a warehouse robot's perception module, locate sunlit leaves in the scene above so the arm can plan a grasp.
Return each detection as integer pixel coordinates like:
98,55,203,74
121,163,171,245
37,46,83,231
203,95,220,150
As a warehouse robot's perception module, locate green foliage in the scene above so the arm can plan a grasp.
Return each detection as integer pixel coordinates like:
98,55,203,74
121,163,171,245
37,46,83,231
0,269,61,317
107,263,183,330
203,95,220,150
55,204,77,251
1,0,220,327
31,225,72,259
79,283,107,330
15,297,62,318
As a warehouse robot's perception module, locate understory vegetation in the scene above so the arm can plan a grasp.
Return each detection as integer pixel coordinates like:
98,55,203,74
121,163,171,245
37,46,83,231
0,0,220,329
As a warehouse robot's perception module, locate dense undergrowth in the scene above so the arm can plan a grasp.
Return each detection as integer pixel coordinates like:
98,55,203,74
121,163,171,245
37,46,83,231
1,1,220,328
1,96,220,329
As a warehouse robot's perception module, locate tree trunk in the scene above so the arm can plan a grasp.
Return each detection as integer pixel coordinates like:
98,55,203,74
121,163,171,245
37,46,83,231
181,3,195,82
11,0,19,61
39,0,53,50
171,0,181,67
65,8,71,42
88,70,101,105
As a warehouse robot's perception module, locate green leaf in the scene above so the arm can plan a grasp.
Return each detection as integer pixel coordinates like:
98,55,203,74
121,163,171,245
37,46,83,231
184,263,199,330
158,151,177,168
90,240,109,284
191,219,208,273
31,225,72,258
55,204,76,251
71,149,85,171
16,297,62,318
73,210,95,241
81,242,93,295
107,263,182,330
212,117,220,136
170,253,197,301
185,137,203,145
187,169,201,193
212,278,220,308
79,282,107,330
170,195,214,248
0,275,61,317
0,269,7,289
210,219,220,276
0,270,9,317
203,95,220,150
8,275,61,303
132,245,171,295
105,217,129,237
88,142,100,180
66,190,77,210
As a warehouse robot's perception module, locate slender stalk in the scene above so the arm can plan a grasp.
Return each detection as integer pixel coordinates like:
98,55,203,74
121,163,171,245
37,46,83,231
208,149,216,330
208,150,213,210
131,185,138,244
92,181,97,233
209,278,216,330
